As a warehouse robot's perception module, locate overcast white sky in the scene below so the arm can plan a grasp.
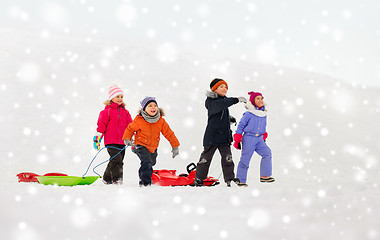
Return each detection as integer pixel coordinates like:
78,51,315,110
1,0,380,86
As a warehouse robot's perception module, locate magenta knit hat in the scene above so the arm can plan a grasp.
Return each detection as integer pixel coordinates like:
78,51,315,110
248,91,263,107
108,85,123,100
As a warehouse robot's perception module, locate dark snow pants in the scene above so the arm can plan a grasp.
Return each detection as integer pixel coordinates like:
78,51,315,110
195,145,235,183
103,144,125,184
134,145,158,186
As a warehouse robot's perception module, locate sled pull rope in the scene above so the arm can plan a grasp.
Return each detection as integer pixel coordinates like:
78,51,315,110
82,145,127,178
92,146,127,177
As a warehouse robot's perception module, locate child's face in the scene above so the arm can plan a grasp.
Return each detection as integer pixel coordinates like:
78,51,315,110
254,96,264,108
214,84,228,97
145,102,158,116
111,95,123,105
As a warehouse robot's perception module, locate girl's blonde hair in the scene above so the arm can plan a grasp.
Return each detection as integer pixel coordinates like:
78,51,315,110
104,99,125,106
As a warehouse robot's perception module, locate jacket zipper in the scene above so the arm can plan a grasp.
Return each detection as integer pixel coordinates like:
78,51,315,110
117,106,121,142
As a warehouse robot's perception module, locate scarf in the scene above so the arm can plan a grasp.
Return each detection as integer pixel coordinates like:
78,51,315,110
141,109,161,123
245,101,267,117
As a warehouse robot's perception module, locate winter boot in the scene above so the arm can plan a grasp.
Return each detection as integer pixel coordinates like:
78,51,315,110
237,183,248,187
102,179,113,185
260,176,275,183
113,179,123,185
139,180,152,187
226,178,240,187
194,178,204,187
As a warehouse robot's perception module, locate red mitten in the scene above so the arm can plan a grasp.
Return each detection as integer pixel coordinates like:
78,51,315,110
263,132,268,141
233,133,243,150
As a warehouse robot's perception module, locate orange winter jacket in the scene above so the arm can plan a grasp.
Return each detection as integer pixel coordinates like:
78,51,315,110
122,115,180,153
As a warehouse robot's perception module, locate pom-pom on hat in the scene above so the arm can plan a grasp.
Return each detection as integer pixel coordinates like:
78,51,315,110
210,78,228,92
108,85,124,100
248,91,263,107
140,96,157,111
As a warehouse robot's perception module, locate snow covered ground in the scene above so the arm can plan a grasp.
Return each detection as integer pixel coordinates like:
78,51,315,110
1,28,380,240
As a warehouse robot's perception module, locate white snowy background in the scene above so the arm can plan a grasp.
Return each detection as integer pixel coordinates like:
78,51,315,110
1,0,380,240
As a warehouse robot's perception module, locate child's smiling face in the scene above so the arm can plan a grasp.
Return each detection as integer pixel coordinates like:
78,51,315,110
145,102,158,116
111,94,123,105
214,84,228,97
254,95,264,108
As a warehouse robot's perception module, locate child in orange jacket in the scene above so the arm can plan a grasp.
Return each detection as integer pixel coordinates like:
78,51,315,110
122,96,180,186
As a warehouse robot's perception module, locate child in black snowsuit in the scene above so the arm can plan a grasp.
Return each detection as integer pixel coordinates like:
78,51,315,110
194,78,247,187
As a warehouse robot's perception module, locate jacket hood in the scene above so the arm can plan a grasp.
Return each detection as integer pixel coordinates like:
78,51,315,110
245,101,267,117
206,91,219,99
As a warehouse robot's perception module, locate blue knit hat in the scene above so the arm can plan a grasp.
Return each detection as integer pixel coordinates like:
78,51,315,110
140,96,157,111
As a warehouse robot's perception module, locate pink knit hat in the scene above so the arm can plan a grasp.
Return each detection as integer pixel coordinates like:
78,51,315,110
108,85,123,100
248,91,263,107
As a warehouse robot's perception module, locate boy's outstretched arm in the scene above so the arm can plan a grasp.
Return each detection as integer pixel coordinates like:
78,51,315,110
207,97,239,115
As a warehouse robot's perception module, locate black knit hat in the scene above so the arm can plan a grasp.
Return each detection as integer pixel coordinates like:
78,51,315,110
210,78,228,92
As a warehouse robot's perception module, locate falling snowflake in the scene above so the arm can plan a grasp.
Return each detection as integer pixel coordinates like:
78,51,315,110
116,3,137,25
173,195,182,204
317,189,326,198
180,30,194,42
23,127,32,136
220,230,228,238
198,4,209,16
247,209,270,229
41,3,68,27
283,128,292,136
320,128,329,136
36,154,48,164
71,207,92,228
156,43,178,63
342,9,353,20
282,215,291,224
184,118,194,128
18,62,40,83
256,43,277,63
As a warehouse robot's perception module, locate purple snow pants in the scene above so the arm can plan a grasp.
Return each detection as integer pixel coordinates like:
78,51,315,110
236,135,272,183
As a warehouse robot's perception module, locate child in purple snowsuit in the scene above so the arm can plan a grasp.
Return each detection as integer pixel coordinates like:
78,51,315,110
233,91,274,186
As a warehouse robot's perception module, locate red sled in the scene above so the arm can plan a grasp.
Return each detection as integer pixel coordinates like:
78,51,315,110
17,172,68,183
151,163,219,186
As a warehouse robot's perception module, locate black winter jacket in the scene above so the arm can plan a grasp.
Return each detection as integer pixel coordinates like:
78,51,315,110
203,91,239,146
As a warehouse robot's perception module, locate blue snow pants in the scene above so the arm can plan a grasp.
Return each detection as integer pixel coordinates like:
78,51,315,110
236,135,272,183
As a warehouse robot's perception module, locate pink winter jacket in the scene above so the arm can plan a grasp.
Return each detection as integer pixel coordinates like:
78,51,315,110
96,102,133,146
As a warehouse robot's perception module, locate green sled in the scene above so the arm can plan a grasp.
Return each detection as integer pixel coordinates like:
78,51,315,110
37,176,99,186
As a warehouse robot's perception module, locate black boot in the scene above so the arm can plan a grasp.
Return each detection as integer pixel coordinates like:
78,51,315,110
226,178,240,187
139,180,152,187
194,178,204,187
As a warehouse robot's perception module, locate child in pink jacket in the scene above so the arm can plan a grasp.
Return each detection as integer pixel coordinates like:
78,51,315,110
94,85,133,184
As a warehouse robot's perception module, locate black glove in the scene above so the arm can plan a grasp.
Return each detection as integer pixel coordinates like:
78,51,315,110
230,116,237,126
